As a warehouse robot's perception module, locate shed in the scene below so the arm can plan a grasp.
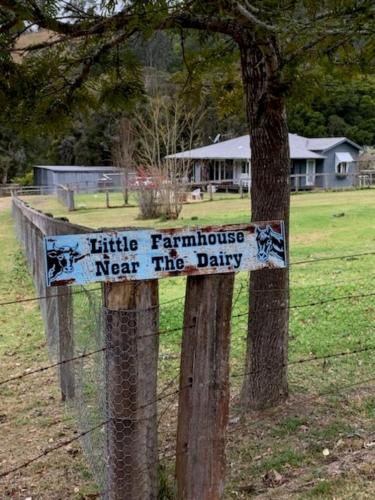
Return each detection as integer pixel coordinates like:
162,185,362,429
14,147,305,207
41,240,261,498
34,165,123,193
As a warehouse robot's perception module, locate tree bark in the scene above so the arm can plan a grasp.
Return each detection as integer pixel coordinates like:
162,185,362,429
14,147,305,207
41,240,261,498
238,33,290,409
176,274,234,499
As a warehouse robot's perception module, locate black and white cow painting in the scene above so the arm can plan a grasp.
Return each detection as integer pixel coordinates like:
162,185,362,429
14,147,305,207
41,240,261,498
46,243,82,283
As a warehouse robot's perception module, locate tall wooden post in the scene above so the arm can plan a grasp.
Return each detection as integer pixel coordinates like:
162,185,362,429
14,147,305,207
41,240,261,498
67,188,75,211
56,286,75,400
176,273,234,500
104,280,159,500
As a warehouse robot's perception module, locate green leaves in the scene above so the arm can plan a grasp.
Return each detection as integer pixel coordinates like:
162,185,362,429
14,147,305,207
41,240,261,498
99,70,144,110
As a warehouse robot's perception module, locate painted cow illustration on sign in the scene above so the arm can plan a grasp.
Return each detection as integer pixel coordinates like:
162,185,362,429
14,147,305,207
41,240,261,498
46,243,82,282
255,225,285,263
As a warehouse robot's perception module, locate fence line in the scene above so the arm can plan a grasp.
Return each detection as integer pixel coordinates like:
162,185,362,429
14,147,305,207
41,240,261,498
1,249,374,308
5,192,375,498
2,327,374,389
1,370,374,482
56,184,75,211
11,194,91,401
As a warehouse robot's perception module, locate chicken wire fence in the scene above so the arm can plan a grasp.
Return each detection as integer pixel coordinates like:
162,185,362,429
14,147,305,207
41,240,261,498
66,279,249,497
11,194,375,497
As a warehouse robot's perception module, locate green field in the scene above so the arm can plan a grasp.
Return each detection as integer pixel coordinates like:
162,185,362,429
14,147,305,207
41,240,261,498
1,190,375,498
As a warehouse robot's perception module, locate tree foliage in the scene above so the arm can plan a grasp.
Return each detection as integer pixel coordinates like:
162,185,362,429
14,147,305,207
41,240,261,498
288,76,375,145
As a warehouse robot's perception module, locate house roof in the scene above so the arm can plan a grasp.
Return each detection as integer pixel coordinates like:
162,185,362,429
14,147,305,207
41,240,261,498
167,133,360,161
306,137,361,152
35,165,121,173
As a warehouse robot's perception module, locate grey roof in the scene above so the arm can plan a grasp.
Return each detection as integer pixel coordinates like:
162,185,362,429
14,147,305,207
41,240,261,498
35,165,121,173
307,137,361,152
167,133,360,161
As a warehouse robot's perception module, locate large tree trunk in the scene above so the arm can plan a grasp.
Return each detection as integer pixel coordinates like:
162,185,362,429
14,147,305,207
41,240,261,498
238,34,290,410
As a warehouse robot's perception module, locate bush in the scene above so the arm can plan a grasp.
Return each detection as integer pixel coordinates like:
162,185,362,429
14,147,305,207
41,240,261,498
12,171,34,186
136,170,185,220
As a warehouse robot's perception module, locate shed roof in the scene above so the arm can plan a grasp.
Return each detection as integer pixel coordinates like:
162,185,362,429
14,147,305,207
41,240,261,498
35,165,121,173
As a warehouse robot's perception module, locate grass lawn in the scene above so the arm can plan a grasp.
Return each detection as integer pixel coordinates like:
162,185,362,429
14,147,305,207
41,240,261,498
1,189,374,498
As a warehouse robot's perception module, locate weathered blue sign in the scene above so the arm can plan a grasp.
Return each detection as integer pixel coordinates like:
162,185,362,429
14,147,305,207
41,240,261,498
44,222,287,287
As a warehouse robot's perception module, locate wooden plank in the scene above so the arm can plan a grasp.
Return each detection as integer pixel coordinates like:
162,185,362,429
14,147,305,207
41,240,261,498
104,280,159,500
11,195,88,401
176,273,234,500
44,222,287,287
56,286,75,400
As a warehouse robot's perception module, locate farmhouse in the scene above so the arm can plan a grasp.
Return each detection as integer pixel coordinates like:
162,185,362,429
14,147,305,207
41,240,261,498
168,133,361,190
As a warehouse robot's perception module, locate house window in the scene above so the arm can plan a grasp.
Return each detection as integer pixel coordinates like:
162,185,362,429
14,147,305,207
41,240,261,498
336,162,348,175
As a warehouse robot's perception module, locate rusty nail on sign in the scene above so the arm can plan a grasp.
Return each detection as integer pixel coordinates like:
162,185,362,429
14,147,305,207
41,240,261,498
44,222,287,287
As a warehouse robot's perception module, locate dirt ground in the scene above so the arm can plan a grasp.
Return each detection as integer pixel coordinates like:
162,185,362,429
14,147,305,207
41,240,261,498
0,197,11,212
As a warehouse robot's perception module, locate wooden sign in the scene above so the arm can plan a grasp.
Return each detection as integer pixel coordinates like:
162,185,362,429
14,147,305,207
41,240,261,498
44,222,286,287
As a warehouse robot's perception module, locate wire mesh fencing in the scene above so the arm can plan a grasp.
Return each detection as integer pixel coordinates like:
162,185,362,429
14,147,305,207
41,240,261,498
6,193,375,498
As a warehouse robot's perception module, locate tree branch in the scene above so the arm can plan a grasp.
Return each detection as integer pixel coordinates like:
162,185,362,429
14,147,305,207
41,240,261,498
236,2,276,32
66,28,137,99
0,1,240,39
0,12,18,34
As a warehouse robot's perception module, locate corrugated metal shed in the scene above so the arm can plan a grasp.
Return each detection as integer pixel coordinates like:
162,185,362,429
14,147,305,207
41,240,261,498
35,165,121,173
34,165,123,191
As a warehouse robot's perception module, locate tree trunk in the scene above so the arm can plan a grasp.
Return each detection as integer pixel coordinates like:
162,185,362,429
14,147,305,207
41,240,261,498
124,168,129,205
238,34,290,409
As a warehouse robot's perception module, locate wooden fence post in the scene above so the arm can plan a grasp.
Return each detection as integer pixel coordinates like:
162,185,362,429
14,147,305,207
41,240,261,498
176,273,234,500
106,189,110,208
56,286,75,400
104,280,159,500
68,188,75,211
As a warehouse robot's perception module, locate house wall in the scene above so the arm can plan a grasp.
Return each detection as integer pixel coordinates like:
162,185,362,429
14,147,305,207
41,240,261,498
291,160,310,189
320,143,360,189
34,167,55,191
188,142,360,190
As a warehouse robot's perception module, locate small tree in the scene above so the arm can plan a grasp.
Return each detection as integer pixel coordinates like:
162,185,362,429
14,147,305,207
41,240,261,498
113,117,136,205
134,94,204,219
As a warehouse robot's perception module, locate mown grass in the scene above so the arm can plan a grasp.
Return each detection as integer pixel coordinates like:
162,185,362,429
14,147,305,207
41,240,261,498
1,188,375,498
0,201,98,499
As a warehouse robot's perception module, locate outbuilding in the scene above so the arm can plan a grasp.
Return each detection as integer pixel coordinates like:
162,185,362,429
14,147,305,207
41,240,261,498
33,165,123,192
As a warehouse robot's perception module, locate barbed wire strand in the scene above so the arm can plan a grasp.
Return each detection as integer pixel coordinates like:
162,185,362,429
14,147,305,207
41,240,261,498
230,291,375,318
231,344,375,380
0,287,101,307
1,331,374,391
0,347,107,386
0,420,109,480
1,372,375,481
291,251,375,266
1,301,374,387
0,251,374,308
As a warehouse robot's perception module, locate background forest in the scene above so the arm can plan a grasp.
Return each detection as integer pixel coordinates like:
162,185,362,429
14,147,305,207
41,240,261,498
1,29,375,184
